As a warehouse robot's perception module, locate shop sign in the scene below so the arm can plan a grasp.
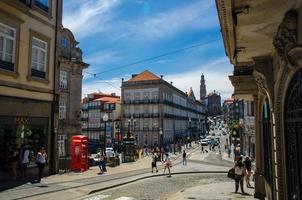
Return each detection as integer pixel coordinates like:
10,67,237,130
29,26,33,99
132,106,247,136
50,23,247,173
14,117,29,124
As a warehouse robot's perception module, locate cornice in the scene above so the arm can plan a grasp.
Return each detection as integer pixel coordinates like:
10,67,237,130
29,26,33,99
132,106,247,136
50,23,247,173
216,0,236,65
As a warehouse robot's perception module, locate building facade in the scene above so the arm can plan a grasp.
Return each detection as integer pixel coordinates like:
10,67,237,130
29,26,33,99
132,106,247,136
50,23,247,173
82,93,121,153
0,0,61,179
206,90,222,116
56,28,88,172
121,70,206,148
216,0,302,199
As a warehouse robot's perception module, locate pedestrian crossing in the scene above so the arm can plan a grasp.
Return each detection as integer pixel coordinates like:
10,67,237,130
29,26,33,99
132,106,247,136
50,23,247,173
83,194,137,200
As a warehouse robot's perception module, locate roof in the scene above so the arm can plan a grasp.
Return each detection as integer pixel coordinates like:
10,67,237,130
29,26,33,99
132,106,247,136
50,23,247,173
187,87,196,100
126,70,161,82
93,96,120,104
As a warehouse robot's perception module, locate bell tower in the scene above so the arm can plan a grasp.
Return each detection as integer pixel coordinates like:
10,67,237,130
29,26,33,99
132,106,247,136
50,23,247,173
200,74,206,100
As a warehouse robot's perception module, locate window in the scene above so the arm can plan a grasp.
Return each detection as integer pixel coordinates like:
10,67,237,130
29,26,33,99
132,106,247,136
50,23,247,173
61,36,69,48
31,37,47,79
0,23,16,71
34,0,49,12
59,99,66,119
59,70,68,89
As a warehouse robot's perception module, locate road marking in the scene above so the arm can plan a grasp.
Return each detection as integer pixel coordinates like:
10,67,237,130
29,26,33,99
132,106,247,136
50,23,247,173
83,194,110,200
115,197,136,200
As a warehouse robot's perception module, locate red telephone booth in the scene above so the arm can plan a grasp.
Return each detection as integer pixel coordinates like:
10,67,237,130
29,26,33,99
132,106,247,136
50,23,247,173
71,135,89,172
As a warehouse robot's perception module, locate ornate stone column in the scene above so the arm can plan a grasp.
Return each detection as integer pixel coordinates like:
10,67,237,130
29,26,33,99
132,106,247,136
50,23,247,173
253,94,266,199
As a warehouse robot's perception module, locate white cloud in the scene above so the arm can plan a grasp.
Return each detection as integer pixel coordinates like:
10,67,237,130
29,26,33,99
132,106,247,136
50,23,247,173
63,0,217,41
164,58,234,100
63,0,120,39
131,1,217,40
82,58,234,100
84,50,121,66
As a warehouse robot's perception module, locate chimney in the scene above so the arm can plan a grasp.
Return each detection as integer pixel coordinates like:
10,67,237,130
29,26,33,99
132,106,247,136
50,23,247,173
132,74,138,78
111,93,116,96
170,81,173,85
160,75,163,79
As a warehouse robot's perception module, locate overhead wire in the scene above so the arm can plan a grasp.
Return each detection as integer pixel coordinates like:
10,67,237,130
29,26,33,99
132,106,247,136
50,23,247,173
83,38,221,90
87,38,221,75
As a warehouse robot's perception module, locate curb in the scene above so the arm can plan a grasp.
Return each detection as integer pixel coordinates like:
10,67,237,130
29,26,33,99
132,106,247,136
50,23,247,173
88,170,228,195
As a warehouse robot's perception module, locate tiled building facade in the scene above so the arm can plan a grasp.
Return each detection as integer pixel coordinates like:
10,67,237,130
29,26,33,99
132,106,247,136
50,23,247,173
121,71,206,148
82,93,121,152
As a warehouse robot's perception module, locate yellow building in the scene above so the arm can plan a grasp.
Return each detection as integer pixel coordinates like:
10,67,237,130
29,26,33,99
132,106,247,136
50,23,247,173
0,0,62,179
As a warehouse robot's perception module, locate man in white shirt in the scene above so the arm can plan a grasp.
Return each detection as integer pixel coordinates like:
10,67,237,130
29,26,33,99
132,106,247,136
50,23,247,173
21,145,30,179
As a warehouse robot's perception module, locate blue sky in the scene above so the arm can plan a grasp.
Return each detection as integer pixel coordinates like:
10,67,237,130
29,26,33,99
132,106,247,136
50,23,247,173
63,0,234,100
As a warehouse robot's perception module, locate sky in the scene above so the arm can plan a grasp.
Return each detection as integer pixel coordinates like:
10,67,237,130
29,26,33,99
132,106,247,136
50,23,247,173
63,0,234,100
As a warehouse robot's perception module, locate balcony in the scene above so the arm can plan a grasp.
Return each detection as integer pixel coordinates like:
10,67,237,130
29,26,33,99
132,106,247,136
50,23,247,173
142,113,150,118
133,113,140,118
151,113,159,118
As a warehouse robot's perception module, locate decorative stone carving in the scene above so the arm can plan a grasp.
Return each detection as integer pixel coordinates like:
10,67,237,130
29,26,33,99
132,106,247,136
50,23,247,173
273,10,299,66
253,70,268,95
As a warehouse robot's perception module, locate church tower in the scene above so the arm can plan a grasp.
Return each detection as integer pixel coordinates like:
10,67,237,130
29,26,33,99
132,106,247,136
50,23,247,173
200,74,206,100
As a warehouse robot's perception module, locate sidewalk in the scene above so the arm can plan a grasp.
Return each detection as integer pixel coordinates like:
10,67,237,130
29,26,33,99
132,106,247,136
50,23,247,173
167,181,255,200
0,145,199,200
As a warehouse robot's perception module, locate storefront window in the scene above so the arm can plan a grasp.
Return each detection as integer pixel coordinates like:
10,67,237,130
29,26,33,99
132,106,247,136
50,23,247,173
0,117,48,171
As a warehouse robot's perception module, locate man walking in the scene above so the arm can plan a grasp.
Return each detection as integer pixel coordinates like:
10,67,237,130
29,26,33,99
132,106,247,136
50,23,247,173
182,150,187,166
151,152,158,173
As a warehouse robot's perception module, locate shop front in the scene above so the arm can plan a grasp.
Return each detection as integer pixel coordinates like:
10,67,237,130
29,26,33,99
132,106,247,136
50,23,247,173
0,96,53,181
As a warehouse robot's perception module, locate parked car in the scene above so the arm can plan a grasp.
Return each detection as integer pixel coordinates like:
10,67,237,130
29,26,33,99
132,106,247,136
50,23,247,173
201,139,208,146
105,147,115,158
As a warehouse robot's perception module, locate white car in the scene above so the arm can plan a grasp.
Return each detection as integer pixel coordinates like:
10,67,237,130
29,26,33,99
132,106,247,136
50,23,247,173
201,139,208,146
105,147,115,158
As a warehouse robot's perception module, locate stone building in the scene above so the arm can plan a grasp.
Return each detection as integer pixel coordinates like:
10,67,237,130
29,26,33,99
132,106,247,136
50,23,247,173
216,0,302,199
82,93,121,153
121,70,206,148
0,0,87,178
0,0,61,178
206,90,222,116
56,28,88,172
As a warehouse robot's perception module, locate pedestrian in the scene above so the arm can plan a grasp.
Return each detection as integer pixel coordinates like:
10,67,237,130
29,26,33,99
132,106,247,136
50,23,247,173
9,147,19,180
36,147,47,182
98,152,105,174
182,150,187,166
20,145,30,180
228,147,231,158
244,156,252,187
234,156,246,194
151,152,158,173
201,146,204,153
163,153,172,177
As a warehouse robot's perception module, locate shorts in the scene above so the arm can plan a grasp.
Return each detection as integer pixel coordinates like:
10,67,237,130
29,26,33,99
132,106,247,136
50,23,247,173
152,162,156,168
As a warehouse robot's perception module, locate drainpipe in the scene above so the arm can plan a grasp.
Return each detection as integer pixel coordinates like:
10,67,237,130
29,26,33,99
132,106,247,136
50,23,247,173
50,0,60,174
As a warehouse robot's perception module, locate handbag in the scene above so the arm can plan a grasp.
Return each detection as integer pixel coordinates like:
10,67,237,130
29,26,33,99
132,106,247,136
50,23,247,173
227,168,235,180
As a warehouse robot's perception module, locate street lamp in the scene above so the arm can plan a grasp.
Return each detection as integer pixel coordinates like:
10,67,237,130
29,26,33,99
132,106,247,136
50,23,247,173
159,128,163,161
189,117,192,146
103,113,109,154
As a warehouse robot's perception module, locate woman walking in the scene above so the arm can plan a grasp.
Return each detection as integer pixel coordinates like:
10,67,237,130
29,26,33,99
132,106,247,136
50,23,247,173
36,147,47,182
234,157,246,194
163,153,172,177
